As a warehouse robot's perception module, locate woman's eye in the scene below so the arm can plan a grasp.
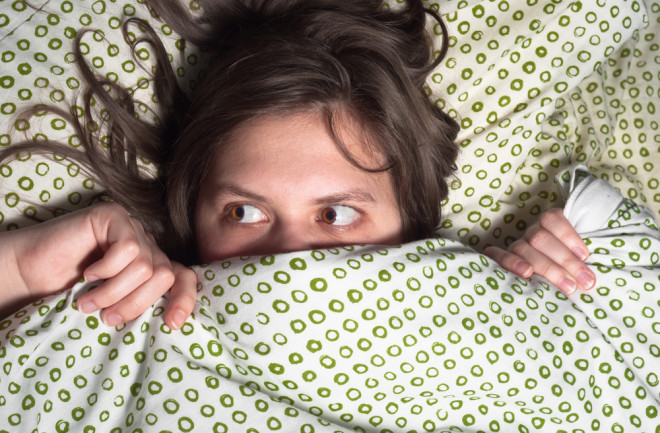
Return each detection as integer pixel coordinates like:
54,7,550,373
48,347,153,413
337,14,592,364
229,205,267,223
320,205,359,226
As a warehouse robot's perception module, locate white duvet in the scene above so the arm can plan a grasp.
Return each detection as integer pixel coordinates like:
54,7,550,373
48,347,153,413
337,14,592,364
1,1,659,431
1,167,658,432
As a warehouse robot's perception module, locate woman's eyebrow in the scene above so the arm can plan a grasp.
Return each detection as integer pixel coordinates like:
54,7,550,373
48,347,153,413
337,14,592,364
213,184,375,205
313,189,376,206
213,183,269,203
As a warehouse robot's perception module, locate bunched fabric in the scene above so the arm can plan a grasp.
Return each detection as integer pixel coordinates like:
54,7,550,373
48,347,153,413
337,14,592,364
1,167,658,432
1,0,659,431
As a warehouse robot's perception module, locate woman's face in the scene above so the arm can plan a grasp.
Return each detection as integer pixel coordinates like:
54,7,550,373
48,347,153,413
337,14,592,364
194,112,402,263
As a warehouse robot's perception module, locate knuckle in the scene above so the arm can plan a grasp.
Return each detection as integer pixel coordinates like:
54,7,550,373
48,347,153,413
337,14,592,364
527,229,550,250
508,240,528,256
122,239,141,258
536,260,563,280
503,254,524,271
556,229,578,246
174,268,199,300
174,263,198,282
122,299,147,321
153,265,176,288
539,208,562,229
534,261,553,278
128,300,143,318
132,258,154,280
558,256,581,273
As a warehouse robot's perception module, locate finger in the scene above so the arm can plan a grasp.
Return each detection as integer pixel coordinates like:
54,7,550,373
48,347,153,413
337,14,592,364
523,226,596,291
83,237,140,283
78,219,156,314
510,239,583,295
78,212,157,314
538,208,590,261
483,246,534,278
83,210,143,283
99,258,175,326
163,263,198,330
77,252,155,315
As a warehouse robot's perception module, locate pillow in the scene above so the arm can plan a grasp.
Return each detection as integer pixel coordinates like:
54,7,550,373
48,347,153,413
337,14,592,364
0,0,196,228
423,0,654,249
0,0,655,248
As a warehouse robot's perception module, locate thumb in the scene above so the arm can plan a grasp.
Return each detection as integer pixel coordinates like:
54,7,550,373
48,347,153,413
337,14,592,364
83,203,141,282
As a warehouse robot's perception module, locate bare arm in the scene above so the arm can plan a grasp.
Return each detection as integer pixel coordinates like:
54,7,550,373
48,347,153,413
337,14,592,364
0,203,197,329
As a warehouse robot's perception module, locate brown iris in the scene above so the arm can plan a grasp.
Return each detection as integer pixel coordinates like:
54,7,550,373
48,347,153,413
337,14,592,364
321,207,337,224
231,205,245,221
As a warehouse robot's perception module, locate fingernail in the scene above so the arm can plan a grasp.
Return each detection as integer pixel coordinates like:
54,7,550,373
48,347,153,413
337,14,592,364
104,313,123,327
514,261,533,277
85,274,99,283
559,277,577,295
577,270,595,290
572,247,588,261
78,301,98,314
171,310,187,330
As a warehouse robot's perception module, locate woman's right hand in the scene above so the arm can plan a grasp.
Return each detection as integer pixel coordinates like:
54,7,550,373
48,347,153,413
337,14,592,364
0,202,197,330
484,208,596,295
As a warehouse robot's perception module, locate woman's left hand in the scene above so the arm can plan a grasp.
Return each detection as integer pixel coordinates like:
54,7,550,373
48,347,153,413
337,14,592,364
484,208,596,295
0,203,198,330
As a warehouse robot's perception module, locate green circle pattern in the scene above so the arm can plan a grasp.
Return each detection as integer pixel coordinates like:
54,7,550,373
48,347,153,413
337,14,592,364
0,0,657,250
0,1,659,430
1,184,659,431
0,0,203,227
423,0,660,249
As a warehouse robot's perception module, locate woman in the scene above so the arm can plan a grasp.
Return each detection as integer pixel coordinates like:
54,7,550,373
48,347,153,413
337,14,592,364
0,0,594,328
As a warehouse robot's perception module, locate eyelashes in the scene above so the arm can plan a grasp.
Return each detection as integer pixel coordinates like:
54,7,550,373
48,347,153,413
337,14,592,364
226,204,361,227
229,204,268,223
320,205,359,226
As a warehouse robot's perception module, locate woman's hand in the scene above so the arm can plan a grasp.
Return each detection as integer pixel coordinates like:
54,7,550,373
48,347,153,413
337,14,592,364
484,208,596,295
0,202,197,329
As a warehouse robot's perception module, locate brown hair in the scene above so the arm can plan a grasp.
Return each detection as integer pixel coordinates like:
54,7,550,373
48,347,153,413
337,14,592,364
1,0,459,264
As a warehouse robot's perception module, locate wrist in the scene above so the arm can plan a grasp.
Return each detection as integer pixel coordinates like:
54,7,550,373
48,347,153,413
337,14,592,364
0,229,31,318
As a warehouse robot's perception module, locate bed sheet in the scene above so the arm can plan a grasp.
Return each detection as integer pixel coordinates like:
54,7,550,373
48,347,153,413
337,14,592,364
1,166,659,432
1,3,659,431
0,0,203,225
424,0,659,250
0,0,658,247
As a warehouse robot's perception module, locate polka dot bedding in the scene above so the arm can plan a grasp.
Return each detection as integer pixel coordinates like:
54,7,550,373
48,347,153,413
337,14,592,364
427,0,660,250
0,0,658,246
1,167,659,431
0,0,659,432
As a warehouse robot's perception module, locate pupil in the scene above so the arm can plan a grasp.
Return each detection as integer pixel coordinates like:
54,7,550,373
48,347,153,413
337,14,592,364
234,206,245,219
324,208,336,223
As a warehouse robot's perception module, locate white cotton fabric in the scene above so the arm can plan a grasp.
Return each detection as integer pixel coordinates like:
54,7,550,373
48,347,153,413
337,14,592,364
1,167,658,432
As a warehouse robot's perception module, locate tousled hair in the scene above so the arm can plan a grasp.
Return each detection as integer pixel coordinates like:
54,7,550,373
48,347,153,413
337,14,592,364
1,0,460,264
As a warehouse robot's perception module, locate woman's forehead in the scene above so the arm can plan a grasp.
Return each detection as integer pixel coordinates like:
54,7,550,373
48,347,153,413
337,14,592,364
214,112,383,171
200,112,394,203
